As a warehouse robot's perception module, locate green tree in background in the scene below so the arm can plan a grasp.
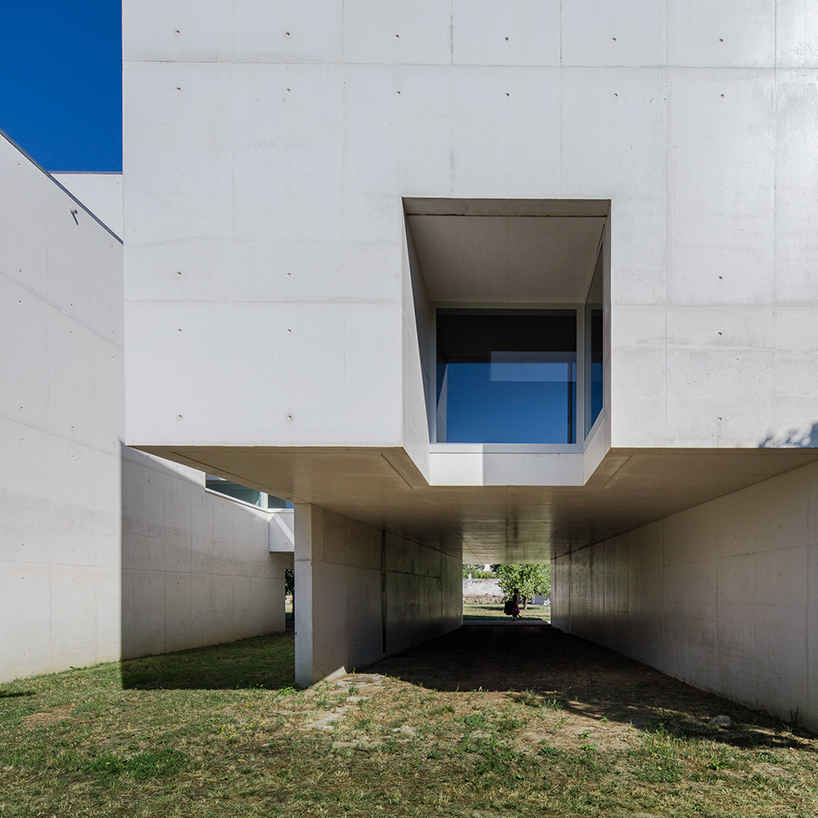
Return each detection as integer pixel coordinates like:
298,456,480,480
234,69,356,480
491,564,550,609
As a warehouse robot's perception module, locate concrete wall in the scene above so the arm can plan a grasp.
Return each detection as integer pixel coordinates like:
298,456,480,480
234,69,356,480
121,449,291,660
462,577,502,599
119,0,818,700
123,1,818,461
0,132,290,682
52,173,123,239
0,133,125,679
552,461,818,730
295,504,461,685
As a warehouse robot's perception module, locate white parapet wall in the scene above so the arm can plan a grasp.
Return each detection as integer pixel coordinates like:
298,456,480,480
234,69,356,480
552,460,818,732
52,173,123,239
0,132,291,683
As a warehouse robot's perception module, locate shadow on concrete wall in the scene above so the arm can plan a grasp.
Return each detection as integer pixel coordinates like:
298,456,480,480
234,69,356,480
758,422,818,448
119,443,294,688
119,443,192,664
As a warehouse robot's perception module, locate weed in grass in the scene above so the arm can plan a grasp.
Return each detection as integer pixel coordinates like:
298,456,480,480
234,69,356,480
539,743,565,761
515,689,540,707
630,730,683,783
463,713,487,729
85,748,191,781
495,715,524,732
514,689,564,712
467,736,518,777
706,746,741,771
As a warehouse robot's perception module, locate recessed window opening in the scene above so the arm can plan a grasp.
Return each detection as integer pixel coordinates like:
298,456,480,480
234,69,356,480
436,310,577,444
205,475,293,509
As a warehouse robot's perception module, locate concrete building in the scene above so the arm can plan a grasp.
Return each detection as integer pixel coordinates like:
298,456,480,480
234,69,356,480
121,1,818,724
3,0,812,731
0,131,293,682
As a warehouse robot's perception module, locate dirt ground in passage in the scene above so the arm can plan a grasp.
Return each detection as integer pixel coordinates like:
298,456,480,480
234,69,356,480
361,623,810,753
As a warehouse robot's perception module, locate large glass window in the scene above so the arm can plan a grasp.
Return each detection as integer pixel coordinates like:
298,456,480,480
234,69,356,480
436,310,577,444
584,250,604,436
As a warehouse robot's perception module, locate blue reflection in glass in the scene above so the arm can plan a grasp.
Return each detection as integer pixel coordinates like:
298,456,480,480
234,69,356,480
436,310,578,444
444,357,576,443
586,308,603,434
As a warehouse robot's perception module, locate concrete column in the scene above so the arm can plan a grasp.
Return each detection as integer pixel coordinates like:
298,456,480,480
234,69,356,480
294,503,384,685
294,503,317,686
294,503,462,687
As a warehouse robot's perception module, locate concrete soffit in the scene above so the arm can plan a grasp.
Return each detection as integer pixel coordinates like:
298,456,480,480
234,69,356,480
403,197,609,305
138,444,818,565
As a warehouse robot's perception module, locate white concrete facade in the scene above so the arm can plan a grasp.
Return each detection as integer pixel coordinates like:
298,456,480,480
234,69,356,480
122,1,818,546
0,132,291,683
121,450,290,661
121,2,818,712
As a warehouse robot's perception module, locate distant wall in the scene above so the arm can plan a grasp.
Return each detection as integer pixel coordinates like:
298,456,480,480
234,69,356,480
552,462,818,732
0,134,125,680
0,133,290,683
462,577,502,599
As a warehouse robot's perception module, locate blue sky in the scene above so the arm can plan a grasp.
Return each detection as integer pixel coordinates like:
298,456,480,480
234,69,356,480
0,2,122,172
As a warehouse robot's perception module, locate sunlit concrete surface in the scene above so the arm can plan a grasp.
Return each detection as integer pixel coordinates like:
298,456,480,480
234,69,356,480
0,131,291,683
52,173,124,239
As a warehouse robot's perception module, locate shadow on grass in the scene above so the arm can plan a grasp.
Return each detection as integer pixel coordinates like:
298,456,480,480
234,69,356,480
368,624,815,750
463,615,546,621
462,604,550,624
0,690,36,699
121,633,295,691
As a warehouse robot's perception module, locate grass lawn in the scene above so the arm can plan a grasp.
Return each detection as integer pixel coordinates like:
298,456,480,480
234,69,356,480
462,602,550,622
2,632,817,817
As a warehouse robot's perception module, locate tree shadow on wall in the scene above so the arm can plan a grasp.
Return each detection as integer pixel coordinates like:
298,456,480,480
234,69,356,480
758,422,818,448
